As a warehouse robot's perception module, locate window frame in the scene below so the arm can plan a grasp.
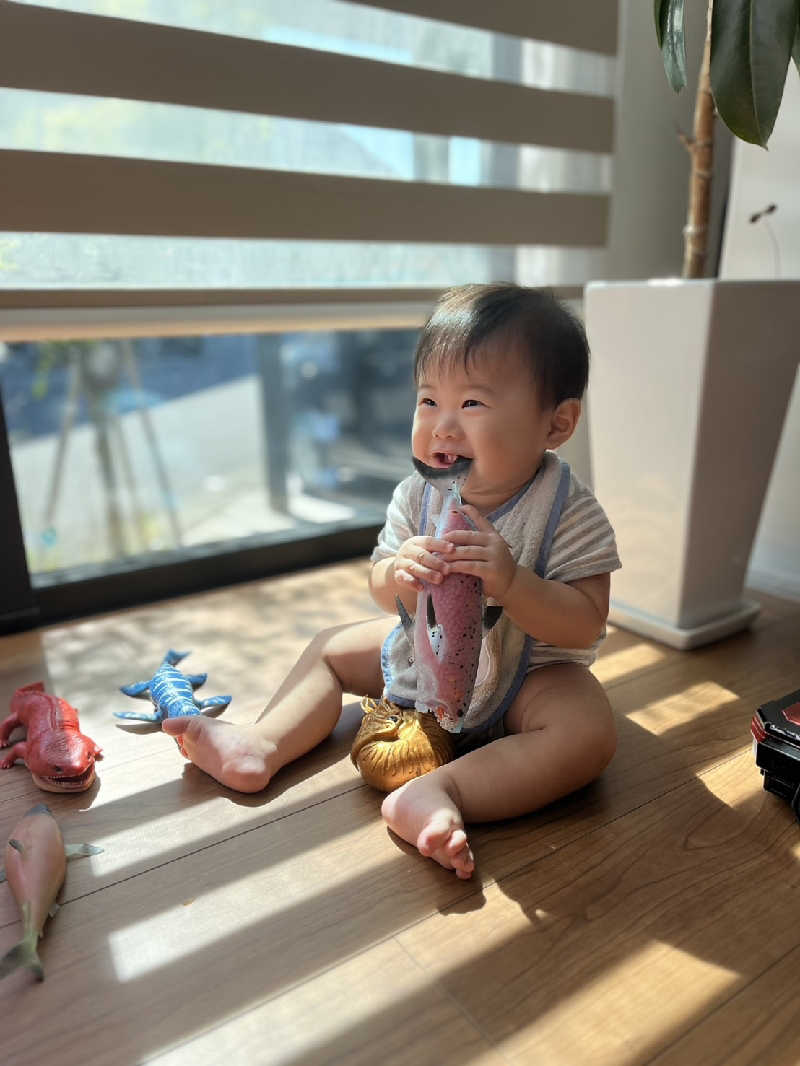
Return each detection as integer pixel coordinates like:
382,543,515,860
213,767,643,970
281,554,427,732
0,299,441,631
0,0,612,631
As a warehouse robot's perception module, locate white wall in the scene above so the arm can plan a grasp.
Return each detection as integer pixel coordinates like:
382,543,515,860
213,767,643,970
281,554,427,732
604,0,731,282
720,72,800,600
564,0,732,487
564,4,798,603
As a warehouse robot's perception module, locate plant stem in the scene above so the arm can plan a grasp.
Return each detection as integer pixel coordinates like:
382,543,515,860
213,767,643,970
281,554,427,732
682,2,715,278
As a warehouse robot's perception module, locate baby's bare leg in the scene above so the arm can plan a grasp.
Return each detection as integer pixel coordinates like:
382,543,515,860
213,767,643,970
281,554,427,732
162,616,392,792
381,663,616,877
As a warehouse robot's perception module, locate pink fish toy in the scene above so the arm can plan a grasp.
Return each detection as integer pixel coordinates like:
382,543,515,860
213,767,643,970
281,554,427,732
396,459,501,733
0,804,102,982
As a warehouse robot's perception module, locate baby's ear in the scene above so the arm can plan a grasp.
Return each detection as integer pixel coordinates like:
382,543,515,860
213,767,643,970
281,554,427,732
547,398,581,448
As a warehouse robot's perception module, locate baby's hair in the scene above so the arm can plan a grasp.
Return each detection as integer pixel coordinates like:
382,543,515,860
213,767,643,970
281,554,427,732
413,283,589,407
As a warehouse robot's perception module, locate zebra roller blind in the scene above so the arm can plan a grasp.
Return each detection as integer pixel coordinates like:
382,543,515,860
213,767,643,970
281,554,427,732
0,0,616,324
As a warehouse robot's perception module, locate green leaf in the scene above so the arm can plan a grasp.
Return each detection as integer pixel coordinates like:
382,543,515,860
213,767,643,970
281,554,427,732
711,0,798,146
655,0,687,92
654,0,665,47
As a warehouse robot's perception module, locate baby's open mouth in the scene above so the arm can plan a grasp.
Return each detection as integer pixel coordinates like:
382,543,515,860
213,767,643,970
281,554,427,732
413,455,472,482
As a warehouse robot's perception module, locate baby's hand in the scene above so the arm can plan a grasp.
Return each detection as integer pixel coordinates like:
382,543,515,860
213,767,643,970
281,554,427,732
393,535,454,592
443,505,517,601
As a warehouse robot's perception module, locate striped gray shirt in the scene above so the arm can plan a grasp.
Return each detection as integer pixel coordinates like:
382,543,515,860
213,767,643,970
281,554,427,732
372,452,621,730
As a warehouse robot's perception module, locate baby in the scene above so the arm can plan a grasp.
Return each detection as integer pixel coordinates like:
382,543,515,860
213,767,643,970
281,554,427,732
164,283,620,879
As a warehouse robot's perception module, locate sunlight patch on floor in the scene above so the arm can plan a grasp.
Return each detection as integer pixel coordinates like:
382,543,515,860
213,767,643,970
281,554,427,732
107,892,276,984
698,754,764,808
106,823,390,983
592,642,667,685
500,940,740,1065
141,939,472,1066
626,681,739,735
86,796,233,876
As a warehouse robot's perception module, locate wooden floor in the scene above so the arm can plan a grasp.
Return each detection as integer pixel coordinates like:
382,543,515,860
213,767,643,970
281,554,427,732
2,561,800,1066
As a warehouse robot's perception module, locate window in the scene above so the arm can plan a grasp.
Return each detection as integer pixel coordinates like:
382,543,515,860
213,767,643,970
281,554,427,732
1,327,416,576
0,0,617,629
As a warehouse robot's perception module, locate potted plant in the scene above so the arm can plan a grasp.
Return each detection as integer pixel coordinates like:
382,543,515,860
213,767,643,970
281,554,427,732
584,1,800,648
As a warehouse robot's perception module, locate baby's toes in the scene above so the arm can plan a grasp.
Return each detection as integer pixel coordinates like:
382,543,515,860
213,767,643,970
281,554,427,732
443,828,469,859
452,844,475,879
417,816,456,858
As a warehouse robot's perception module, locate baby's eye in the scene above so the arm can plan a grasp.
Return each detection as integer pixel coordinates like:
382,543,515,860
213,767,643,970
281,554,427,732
462,399,484,408
418,397,436,407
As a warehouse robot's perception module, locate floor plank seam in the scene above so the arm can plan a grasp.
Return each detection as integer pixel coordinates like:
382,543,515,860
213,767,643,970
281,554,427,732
601,609,793,694
486,754,755,892
334,755,765,951
0,745,761,936
0,745,761,930
392,935,518,1064
133,933,439,1063
474,744,766,917
694,744,755,779
133,920,511,1066
33,780,369,911
639,940,800,1066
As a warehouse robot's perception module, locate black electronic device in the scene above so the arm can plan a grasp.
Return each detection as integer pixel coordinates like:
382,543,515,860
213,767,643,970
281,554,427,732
751,688,800,814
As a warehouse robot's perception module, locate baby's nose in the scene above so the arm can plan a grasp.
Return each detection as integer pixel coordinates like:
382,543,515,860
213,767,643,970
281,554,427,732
433,412,460,437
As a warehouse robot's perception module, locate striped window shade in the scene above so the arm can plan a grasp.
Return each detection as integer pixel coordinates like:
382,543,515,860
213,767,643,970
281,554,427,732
0,0,617,336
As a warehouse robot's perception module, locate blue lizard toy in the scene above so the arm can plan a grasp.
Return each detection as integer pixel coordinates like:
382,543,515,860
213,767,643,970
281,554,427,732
114,650,231,723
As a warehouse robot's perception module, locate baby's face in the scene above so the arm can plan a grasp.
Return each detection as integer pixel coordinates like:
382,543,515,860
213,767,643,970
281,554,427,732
412,348,555,512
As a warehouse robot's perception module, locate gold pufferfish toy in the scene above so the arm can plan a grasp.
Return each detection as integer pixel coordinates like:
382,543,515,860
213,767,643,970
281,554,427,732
351,696,455,792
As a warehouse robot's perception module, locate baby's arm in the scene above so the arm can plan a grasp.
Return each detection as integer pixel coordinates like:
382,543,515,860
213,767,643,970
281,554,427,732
369,536,453,615
502,569,609,649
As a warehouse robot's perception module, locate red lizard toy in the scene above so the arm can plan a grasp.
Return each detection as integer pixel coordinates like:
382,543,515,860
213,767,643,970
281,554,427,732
0,683,102,792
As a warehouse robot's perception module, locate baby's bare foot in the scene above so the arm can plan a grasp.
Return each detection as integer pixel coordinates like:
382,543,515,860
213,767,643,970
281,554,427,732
161,717,277,793
381,772,475,879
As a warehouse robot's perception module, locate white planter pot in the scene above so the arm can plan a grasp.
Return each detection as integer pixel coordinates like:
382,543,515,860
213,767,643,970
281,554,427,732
585,279,800,649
